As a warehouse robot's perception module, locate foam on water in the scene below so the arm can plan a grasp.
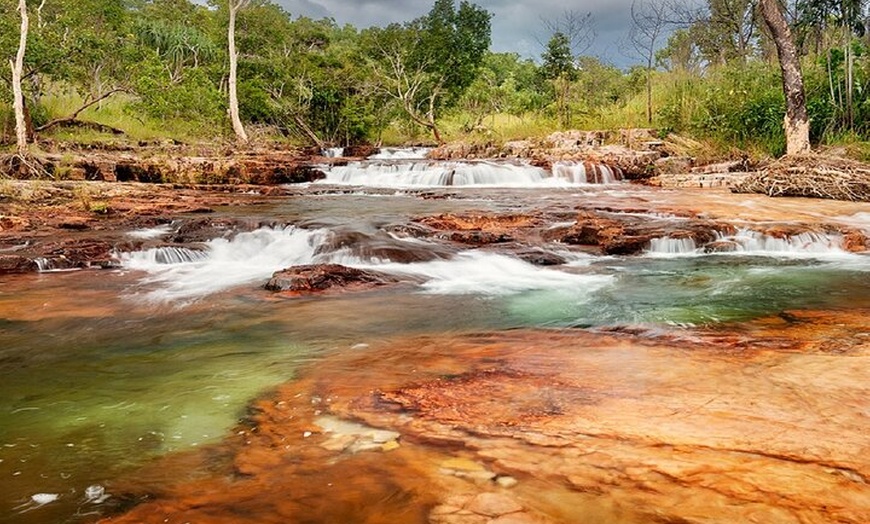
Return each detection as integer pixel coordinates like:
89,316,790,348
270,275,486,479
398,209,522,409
126,224,173,240
121,227,328,302
369,147,432,160
365,251,613,296
645,228,858,260
718,228,846,256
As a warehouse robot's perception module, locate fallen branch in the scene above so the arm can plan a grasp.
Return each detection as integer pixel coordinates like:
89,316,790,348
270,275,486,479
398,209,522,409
35,88,127,134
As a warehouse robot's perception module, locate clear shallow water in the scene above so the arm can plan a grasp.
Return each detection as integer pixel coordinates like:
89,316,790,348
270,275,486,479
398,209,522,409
1,179,869,523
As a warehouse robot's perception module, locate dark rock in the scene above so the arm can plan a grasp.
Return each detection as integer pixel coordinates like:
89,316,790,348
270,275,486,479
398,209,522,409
266,264,398,293
168,218,244,243
704,240,741,253
244,164,326,185
58,220,91,230
442,230,513,245
0,255,37,274
115,162,164,183
343,145,378,158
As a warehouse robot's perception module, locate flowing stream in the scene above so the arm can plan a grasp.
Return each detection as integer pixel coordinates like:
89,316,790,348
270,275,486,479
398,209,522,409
1,155,869,522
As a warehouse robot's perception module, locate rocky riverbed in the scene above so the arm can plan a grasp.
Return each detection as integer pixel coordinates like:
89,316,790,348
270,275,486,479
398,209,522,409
1,144,869,524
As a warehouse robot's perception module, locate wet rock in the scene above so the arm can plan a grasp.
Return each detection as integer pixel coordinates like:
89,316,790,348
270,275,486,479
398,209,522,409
167,217,242,243
57,219,91,230
843,229,869,252
0,254,37,273
704,240,741,253
265,264,398,293
417,213,539,246
243,163,326,185
343,144,378,158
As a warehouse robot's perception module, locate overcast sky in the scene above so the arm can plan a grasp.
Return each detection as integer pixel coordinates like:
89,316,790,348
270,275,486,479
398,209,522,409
272,0,646,67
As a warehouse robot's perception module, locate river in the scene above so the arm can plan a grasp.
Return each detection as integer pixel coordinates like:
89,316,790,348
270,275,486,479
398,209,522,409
1,153,869,523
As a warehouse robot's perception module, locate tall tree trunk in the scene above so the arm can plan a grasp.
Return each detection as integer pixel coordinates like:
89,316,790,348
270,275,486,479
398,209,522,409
646,58,653,125
11,0,29,156
845,23,854,131
228,0,248,144
758,0,810,155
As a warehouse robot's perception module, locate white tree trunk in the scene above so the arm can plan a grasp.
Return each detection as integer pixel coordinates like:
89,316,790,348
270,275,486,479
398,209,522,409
11,0,29,155
758,0,810,156
228,0,248,144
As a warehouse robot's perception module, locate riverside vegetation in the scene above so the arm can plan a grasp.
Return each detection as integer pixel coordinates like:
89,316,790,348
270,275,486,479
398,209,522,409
4,0,870,158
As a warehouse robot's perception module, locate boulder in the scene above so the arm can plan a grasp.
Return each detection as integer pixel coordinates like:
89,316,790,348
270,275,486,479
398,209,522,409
266,264,398,293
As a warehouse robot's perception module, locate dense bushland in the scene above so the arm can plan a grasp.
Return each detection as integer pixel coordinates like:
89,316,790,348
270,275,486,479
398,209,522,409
3,0,870,157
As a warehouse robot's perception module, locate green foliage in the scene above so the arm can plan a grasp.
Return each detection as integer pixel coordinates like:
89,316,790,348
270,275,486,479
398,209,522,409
658,61,786,154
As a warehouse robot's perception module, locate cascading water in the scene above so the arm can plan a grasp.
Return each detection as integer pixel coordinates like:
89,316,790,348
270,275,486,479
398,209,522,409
647,237,698,256
552,160,624,184
645,228,851,258
321,147,345,158
121,227,330,301
319,160,556,187
318,149,624,188
369,147,432,160
715,228,846,255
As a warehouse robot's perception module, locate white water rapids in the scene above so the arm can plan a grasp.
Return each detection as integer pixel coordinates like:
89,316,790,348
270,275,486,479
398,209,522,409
317,158,623,188
120,223,866,303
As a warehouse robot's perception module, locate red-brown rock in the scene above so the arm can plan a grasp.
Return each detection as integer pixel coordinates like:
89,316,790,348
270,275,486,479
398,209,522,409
265,264,399,293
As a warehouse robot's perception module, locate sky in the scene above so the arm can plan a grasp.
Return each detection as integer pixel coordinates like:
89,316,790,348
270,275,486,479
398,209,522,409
271,0,647,66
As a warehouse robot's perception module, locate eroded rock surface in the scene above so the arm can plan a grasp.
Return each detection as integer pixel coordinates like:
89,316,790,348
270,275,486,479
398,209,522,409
102,311,870,524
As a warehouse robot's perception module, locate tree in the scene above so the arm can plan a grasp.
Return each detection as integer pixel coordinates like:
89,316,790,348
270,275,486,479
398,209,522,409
691,0,759,65
629,0,671,125
541,10,595,57
227,0,250,143
363,0,491,143
758,0,810,155
10,0,28,155
541,32,576,128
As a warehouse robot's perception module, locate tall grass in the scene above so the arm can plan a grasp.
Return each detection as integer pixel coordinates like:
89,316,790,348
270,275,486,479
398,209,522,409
38,90,226,143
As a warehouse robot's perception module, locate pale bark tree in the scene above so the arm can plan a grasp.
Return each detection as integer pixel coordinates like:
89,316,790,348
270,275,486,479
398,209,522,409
758,0,810,155
630,0,670,125
11,0,29,155
227,0,250,143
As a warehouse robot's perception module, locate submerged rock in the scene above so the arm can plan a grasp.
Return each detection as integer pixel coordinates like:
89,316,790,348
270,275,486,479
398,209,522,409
265,264,399,293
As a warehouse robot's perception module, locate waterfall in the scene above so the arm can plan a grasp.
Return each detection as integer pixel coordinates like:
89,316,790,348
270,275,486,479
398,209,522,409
123,246,209,265
647,237,698,256
369,147,431,160
121,227,329,301
34,257,53,272
322,147,345,158
552,161,624,184
717,228,845,255
319,160,556,187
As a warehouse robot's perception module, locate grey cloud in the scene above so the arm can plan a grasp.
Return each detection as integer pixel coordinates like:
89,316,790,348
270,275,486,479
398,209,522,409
273,0,660,66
